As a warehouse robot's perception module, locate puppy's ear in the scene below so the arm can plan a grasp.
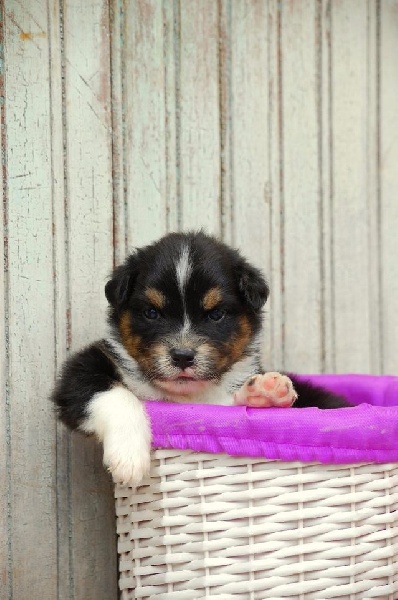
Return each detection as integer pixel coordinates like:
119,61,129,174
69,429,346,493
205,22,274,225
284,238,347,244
237,261,269,312
105,253,140,311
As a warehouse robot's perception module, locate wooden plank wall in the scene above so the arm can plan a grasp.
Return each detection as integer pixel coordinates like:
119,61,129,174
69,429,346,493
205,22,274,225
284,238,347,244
1,1,397,598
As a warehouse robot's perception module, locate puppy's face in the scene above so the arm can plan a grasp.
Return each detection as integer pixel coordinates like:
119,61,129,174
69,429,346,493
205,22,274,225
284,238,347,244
106,233,269,397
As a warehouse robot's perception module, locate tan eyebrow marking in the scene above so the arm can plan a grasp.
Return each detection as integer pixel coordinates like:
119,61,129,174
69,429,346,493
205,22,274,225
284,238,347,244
202,287,223,311
145,287,166,309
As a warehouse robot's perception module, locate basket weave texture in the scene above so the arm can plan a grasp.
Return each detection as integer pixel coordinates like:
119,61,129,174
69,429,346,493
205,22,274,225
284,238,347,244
116,449,398,599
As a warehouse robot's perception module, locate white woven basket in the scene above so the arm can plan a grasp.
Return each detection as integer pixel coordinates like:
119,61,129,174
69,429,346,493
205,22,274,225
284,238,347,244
115,448,398,599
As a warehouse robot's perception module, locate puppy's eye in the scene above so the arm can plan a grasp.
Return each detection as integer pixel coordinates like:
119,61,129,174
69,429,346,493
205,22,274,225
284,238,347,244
207,308,226,322
143,308,160,320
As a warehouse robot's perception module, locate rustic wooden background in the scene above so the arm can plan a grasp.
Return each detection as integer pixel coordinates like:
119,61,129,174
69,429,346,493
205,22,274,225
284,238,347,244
1,1,398,598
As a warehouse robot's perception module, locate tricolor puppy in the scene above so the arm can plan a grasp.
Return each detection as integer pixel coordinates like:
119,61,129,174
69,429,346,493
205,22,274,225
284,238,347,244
52,232,348,486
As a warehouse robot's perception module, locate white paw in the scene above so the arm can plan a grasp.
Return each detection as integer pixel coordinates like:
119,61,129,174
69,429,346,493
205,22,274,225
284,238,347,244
103,433,151,487
233,372,297,408
81,386,152,488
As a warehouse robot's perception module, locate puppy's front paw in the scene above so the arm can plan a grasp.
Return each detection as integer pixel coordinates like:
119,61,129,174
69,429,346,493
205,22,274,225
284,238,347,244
103,433,151,488
81,386,152,487
234,372,297,408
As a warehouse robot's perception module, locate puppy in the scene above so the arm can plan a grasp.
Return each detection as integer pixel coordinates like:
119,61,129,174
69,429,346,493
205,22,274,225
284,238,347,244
52,232,348,486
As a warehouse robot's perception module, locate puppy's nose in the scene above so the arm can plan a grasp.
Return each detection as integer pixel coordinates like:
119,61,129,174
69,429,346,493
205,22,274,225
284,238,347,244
170,348,196,369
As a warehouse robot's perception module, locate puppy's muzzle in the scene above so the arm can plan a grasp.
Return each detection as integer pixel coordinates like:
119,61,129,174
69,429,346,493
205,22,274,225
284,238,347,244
170,348,196,370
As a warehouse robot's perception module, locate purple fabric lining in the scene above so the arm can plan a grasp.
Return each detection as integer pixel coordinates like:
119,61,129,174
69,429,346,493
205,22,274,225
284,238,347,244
145,375,398,464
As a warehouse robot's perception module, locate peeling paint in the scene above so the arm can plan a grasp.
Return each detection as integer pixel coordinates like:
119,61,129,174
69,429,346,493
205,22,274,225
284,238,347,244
20,31,46,41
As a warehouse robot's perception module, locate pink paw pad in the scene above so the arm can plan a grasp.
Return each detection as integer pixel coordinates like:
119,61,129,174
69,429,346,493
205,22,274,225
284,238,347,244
234,372,298,408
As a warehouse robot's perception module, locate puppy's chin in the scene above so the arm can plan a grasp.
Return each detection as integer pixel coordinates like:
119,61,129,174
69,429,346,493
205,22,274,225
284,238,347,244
154,378,211,397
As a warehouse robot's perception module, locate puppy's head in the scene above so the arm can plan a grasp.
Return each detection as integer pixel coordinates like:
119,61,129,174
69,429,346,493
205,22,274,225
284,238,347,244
105,232,269,397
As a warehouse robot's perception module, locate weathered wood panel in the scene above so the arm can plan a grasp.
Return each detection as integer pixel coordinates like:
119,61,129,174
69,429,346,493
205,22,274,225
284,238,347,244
179,1,221,233
3,2,58,598
280,0,323,373
366,0,382,376
380,0,398,376
319,0,335,375
62,1,117,598
1,1,398,599
47,1,71,597
329,1,374,373
267,0,284,371
110,0,127,263
123,0,169,248
0,10,9,595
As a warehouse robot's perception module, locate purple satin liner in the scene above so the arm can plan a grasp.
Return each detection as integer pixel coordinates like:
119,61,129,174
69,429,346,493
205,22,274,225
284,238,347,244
144,375,398,464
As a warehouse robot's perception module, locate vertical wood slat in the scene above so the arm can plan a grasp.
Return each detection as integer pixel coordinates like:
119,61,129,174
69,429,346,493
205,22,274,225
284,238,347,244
110,0,127,264
330,1,374,373
321,0,381,376
280,0,323,373
320,0,334,374
3,2,58,598
163,0,179,234
62,1,117,599
47,0,71,597
0,5,10,595
380,0,398,376
0,203,10,595
124,0,168,248
179,1,221,234
366,0,382,376
227,0,270,264
114,0,180,251
0,178,9,592
267,0,284,371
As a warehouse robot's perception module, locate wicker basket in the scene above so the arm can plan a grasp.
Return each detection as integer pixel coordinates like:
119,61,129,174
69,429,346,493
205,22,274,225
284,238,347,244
115,375,398,599
116,451,398,599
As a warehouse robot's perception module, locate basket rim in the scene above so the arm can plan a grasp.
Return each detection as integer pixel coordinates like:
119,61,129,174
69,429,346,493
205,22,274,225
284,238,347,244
145,374,398,465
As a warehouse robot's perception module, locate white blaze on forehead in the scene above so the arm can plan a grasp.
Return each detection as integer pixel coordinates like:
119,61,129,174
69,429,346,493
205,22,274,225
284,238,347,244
180,315,192,337
175,244,192,294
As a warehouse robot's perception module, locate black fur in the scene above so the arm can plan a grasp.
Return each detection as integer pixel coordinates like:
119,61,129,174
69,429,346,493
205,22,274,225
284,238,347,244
287,375,349,409
105,254,140,313
52,340,122,430
236,261,269,312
